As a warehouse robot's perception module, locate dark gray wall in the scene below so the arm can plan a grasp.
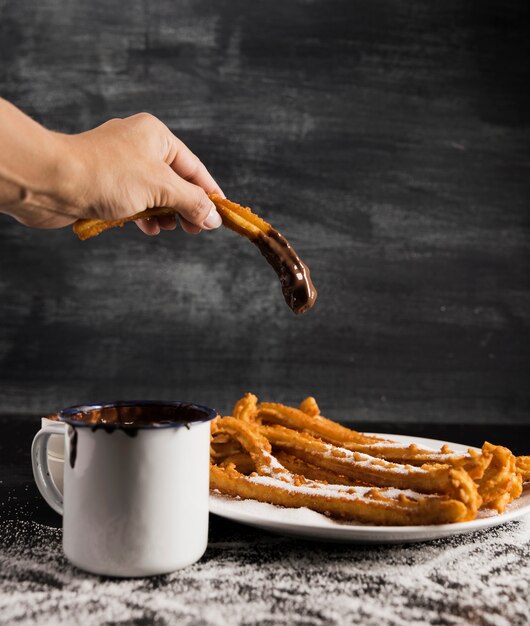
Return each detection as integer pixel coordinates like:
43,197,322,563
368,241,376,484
0,0,529,423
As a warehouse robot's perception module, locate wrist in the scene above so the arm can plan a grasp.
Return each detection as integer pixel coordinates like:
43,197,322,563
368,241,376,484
0,98,89,226
45,132,88,212
0,130,88,226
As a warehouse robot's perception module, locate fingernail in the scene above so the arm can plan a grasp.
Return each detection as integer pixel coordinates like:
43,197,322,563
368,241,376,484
203,203,222,229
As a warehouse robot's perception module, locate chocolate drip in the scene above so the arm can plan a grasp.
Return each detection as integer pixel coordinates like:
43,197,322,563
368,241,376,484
254,229,317,314
67,425,78,468
61,404,209,467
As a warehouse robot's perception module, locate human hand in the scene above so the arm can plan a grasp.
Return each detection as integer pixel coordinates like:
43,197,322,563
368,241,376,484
0,101,223,235
61,112,223,235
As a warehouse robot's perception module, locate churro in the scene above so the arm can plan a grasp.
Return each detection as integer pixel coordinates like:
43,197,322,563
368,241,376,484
260,424,482,508
73,195,317,314
256,402,494,474
516,456,530,482
275,451,354,486
476,443,523,512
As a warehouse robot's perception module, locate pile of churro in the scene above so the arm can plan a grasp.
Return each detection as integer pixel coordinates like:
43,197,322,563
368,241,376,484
210,394,529,526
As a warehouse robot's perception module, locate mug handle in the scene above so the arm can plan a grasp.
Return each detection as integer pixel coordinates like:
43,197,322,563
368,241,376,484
32,424,64,515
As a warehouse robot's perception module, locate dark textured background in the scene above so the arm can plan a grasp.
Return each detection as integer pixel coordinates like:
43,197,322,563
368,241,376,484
0,0,528,423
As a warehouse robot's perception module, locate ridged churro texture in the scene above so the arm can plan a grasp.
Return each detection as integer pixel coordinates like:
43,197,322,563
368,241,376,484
210,394,528,525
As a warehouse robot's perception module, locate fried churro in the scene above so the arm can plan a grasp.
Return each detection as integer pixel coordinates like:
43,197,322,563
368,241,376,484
257,402,383,445
260,424,481,509
256,402,491,473
73,195,317,314
476,443,523,512
516,456,530,482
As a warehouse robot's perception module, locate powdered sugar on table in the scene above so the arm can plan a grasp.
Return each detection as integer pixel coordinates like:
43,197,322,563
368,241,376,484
0,516,529,626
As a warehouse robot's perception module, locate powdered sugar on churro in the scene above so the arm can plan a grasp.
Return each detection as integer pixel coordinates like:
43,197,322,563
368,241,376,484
247,474,425,503
366,441,433,451
360,441,460,461
261,450,290,477
320,445,427,474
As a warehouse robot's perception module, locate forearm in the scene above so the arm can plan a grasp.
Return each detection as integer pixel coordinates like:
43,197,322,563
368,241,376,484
0,98,78,226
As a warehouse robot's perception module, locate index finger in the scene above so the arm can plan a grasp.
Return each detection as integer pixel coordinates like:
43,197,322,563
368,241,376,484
166,135,225,197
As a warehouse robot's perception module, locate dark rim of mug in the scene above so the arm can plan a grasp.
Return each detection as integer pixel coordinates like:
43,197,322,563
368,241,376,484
56,400,217,429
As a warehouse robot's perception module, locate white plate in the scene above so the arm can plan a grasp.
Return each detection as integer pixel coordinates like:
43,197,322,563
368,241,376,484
209,433,530,543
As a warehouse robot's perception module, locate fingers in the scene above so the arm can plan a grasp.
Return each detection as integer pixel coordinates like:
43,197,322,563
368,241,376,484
157,214,177,230
160,169,222,230
178,216,202,235
166,135,225,198
135,214,177,236
135,216,201,236
125,118,225,237
135,218,160,236
135,164,222,237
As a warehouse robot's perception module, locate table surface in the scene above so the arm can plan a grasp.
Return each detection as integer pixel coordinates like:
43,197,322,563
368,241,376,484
1,415,529,626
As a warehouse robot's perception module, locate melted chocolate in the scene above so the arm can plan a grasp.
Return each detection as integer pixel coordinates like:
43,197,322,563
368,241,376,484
254,229,317,314
67,403,208,429
43,412,61,421
67,425,78,468
90,423,139,437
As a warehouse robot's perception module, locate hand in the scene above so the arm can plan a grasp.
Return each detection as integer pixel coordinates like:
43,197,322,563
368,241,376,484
0,100,223,236
61,113,224,236
57,113,224,235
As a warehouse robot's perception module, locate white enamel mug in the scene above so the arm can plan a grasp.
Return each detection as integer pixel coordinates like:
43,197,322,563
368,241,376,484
32,401,216,577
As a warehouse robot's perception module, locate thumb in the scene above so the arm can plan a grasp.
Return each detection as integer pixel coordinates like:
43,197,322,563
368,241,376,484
158,168,222,230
